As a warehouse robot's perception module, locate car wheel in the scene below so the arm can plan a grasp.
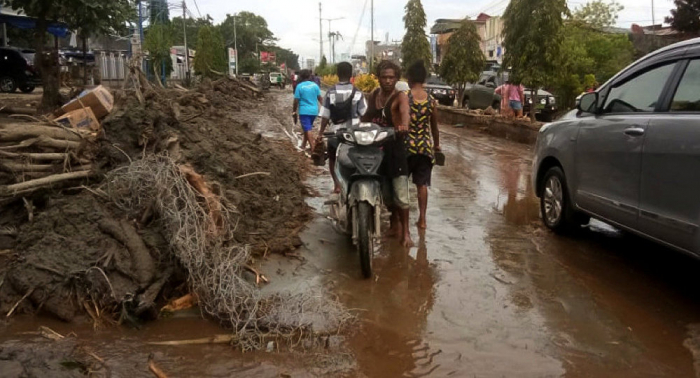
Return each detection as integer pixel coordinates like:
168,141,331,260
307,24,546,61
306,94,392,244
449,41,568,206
0,77,17,93
462,97,470,110
20,85,35,94
540,166,587,233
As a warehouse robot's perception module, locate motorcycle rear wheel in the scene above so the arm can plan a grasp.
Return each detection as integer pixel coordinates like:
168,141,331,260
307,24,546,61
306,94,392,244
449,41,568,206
357,201,374,279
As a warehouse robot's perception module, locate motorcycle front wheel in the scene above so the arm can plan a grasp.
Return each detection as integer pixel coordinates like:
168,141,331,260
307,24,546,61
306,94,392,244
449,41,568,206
357,201,374,279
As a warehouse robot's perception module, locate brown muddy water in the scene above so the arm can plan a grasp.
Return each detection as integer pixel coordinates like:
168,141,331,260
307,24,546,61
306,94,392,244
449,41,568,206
3,92,700,377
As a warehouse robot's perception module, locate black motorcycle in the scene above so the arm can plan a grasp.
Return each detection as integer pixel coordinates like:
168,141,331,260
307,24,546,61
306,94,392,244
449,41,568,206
325,122,395,278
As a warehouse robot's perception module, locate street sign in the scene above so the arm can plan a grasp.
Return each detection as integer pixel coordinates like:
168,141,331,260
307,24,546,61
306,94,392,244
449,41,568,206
228,48,237,76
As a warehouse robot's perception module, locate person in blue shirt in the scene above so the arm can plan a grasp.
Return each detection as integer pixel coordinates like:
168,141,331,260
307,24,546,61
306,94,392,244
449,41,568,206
292,69,323,152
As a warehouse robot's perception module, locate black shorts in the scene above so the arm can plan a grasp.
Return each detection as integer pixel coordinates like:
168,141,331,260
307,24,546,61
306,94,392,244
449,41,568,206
327,136,340,159
408,154,433,186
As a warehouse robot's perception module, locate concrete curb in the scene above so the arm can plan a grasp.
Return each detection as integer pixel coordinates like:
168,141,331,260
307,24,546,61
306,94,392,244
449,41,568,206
437,105,543,145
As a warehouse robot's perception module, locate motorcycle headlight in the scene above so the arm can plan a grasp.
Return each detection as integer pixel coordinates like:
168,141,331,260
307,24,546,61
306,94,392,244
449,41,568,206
353,130,378,146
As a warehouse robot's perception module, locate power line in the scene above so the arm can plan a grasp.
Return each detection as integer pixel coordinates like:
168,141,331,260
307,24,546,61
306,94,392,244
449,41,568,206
191,0,202,18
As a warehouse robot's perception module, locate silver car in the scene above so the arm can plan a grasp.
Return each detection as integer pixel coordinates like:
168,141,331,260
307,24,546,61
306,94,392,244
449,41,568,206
532,37,700,256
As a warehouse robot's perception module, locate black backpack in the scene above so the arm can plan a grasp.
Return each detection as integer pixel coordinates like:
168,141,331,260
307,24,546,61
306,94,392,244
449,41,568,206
329,87,357,125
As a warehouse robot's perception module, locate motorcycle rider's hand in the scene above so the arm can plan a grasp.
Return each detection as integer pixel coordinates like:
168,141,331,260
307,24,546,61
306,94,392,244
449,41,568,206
396,124,409,134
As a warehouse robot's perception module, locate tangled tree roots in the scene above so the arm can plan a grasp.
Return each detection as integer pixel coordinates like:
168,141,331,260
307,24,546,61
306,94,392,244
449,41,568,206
105,156,353,350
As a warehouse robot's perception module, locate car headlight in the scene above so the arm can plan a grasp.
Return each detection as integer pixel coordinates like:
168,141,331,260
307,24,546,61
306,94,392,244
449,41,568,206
549,97,556,105
540,98,547,105
354,130,378,145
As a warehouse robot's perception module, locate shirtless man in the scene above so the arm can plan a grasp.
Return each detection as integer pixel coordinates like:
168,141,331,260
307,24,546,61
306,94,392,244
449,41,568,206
361,60,413,247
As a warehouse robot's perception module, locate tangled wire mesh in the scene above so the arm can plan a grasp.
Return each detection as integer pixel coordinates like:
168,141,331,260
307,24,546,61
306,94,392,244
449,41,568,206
105,155,354,350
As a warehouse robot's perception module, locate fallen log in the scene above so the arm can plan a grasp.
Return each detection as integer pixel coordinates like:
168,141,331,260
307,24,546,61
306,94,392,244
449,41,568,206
0,136,82,151
147,334,236,346
0,107,36,116
98,218,156,289
148,355,169,378
0,125,83,142
0,151,71,161
0,161,57,172
0,170,94,197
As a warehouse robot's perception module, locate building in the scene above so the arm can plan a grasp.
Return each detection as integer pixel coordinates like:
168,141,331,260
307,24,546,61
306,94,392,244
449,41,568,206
483,16,505,63
430,13,493,65
305,58,315,70
365,40,402,66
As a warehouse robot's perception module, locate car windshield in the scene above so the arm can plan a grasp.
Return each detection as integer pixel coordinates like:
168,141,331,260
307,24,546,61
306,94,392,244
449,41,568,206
427,75,448,86
477,74,491,85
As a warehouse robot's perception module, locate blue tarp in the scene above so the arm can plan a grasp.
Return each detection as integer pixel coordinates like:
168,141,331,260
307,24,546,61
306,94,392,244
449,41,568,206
0,11,69,38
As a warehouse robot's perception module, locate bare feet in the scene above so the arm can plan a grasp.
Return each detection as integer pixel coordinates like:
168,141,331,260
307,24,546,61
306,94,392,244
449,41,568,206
416,218,427,229
400,232,414,248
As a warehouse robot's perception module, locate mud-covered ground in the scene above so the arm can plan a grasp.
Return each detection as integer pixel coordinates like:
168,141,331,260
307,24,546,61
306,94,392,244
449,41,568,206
2,91,700,377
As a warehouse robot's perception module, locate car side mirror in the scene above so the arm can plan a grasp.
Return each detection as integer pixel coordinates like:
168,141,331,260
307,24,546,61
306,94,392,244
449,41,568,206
578,92,598,114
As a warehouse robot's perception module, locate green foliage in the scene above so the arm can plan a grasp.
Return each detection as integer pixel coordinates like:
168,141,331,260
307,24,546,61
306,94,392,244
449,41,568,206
219,12,276,68
439,21,484,90
314,56,335,76
572,0,624,29
401,0,432,72
144,22,174,79
552,21,634,108
666,0,700,34
502,0,568,91
149,0,169,24
239,57,260,74
170,16,213,47
194,25,227,77
269,46,300,70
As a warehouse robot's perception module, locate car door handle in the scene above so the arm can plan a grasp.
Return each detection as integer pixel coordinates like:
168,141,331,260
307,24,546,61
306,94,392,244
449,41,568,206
624,127,645,137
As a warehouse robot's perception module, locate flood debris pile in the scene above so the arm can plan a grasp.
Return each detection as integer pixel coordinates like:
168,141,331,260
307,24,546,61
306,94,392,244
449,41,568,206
0,71,353,350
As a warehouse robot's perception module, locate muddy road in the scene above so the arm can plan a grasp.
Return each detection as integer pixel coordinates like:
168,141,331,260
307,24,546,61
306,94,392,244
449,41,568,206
2,91,700,377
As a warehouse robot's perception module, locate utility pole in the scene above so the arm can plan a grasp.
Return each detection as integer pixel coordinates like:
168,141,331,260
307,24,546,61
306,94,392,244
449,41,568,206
138,1,145,72
370,0,374,74
182,0,190,80
234,13,238,76
651,0,656,49
319,2,323,65
324,18,344,63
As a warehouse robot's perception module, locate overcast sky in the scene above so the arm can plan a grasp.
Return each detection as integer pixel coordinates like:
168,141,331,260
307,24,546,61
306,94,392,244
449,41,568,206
190,0,675,63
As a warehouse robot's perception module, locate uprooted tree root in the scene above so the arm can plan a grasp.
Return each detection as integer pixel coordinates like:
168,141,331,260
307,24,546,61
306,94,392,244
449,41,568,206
106,156,354,350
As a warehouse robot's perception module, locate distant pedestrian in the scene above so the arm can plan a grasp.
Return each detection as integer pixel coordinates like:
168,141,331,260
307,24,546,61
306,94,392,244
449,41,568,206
317,62,368,193
405,61,440,230
293,69,323,152
508,80,525,119
312,72,321,86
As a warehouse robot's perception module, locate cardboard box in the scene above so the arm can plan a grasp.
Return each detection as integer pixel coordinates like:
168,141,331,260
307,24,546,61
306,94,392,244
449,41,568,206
61,85,114,119
55,108,100,131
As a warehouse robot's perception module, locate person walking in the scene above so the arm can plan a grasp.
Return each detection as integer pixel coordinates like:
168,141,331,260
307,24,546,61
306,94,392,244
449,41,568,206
404,61,440,230
361,60,413,247
293,69,323,152
508,80,525,119
317,62,367,193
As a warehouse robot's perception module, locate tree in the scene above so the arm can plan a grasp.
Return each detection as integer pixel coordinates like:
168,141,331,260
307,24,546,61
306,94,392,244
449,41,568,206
144,22,174,84
573,0,624,29
401,0,432,72
439,21,484,101
194,25,227,77
502,0,568,121
148,0,169,24
219,12,276,70
269,46,300,71
666,0,700,35
170,16,213,46
4,0,134,112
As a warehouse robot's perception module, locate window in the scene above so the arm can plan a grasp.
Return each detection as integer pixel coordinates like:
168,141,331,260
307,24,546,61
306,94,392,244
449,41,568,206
603,63,676,113
671,60,700,112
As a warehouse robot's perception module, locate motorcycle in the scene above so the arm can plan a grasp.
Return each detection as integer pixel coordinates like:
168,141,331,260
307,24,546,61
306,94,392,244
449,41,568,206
324,122,395,278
